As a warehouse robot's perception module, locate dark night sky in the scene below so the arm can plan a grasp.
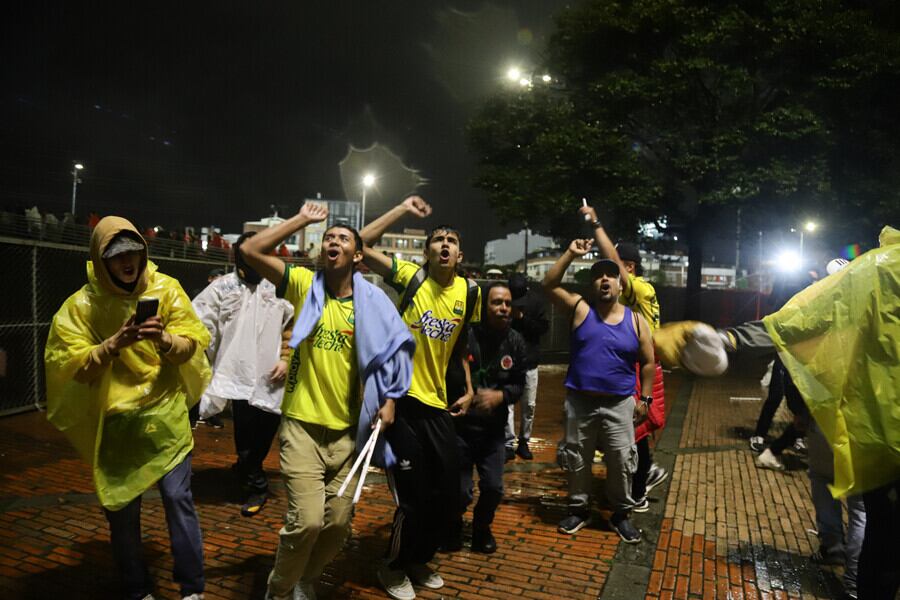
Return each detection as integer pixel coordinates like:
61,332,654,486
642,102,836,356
1,1,570,259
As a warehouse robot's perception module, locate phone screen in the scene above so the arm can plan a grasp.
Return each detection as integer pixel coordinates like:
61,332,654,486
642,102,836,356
135,297,159,324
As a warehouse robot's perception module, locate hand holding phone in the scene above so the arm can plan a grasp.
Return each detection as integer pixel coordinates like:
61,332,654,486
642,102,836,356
135,297,159,324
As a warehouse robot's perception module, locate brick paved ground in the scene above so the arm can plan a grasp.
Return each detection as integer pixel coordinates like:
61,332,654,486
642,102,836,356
0,366,856,600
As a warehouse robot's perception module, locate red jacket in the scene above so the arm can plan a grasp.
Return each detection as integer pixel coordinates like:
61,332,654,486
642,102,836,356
634,362,665,442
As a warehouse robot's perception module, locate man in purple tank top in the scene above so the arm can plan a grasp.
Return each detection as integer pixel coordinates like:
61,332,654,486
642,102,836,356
542,239,657,544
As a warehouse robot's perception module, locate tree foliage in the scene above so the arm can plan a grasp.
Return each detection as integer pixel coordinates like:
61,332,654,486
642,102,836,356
468,0,900,294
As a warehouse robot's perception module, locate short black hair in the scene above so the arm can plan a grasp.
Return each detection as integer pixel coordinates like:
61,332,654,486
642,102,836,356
426,225,461,246
325,222,364,252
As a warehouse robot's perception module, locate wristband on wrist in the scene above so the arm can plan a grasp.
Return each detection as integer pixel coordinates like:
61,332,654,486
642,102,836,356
591,219,602,229
641,395,653,406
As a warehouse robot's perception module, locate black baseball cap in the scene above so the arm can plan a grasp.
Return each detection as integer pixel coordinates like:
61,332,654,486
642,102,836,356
616,242,641,265
590,259,620,278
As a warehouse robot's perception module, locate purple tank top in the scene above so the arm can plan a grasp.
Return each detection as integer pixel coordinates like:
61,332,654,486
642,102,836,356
565,305,638,396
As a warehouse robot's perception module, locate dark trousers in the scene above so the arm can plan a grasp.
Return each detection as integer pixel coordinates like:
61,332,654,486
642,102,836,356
631,436,652,500
769,374,809,455
104,453,204,599
858,478,900,599
754,357,786,437
232,399,281,496
384,396,460,569
456,426,506,529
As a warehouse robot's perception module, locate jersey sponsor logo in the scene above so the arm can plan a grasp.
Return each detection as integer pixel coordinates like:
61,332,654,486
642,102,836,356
398,459,413,471
310,323,354,353
453,300,464,316
500,355,513,370
409,310,461,342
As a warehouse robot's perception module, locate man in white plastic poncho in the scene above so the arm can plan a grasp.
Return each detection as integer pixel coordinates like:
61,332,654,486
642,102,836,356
654,226,899,600
192,231,295,517
45,216,212,600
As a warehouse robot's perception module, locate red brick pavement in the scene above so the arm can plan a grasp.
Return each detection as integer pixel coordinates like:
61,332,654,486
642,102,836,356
0,368,627,600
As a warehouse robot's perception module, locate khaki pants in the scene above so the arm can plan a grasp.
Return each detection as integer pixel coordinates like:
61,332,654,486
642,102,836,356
268,418,355,597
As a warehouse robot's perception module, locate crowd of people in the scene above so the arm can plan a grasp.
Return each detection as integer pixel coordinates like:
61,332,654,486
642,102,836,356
42,195,897,600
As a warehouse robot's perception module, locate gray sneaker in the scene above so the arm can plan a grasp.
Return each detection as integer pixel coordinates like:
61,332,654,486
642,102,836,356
293,582,317,600
645,464,669,493
377,564,416,600
558,513,591,534
405,563,444,589
610,515,642,544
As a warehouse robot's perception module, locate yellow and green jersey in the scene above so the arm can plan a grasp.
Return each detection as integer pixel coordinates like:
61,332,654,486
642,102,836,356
390,258,481,409
277,265,360,429
620,274,660,332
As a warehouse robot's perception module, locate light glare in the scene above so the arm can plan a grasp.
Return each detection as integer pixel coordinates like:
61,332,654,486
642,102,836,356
74,163,84,170
775,249,802,272
506,67,521,81
362,173,376,188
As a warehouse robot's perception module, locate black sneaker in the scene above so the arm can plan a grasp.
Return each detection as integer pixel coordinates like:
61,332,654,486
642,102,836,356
610,514,642,544
645,464,669,494
241,493,267,517
206,414,225,429
516,441,534,460
505,446,516,462
558,514,591,535
749,436,766,453
471,526,497,554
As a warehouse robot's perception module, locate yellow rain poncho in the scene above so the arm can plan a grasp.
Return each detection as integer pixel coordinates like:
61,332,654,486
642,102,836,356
45,217,211,510
763,226,900,497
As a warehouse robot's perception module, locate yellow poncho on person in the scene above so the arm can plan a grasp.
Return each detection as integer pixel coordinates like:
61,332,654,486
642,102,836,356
763,226,900,497
45,217,211,511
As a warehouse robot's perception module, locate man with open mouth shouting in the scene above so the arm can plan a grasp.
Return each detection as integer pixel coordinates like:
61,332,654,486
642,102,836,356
241,203,414,600
543,238,656,545
361,196,481,600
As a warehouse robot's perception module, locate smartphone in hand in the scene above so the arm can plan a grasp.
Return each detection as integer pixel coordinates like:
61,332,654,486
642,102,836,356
135,297,159,324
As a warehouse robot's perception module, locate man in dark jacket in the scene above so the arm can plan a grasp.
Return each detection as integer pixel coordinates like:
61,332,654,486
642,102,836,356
505,273,549,460
446,282,527,554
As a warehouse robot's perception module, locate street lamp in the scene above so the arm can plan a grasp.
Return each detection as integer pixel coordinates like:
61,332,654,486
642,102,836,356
71,163,84,216
361,173,375,228
796,220,817,262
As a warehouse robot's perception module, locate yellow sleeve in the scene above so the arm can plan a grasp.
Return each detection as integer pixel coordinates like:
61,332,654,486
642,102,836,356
277,265,313,307
390,257,422,293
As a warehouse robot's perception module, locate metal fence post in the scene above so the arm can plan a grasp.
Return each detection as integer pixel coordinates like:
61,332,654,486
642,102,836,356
31,245,40,410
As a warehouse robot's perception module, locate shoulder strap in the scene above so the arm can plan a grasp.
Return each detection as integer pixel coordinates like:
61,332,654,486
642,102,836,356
632,308,640,340
397,266,428,315
463,278,478,325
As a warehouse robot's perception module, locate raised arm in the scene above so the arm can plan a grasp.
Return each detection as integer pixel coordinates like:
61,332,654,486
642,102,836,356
359,195,432,246
579,204,632,297
241,203,328,286
542,239,593,312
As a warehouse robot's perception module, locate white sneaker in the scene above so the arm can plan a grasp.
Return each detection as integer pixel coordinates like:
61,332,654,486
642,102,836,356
377,564,416,600
140,596,157,600
293,581,317,600
405,563,444,589
749,436,766,453
181,595,204,600
755,448,785,471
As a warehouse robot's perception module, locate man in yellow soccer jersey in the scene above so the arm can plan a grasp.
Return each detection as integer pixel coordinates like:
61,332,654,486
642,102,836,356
361,196,481,600
241,203,414,600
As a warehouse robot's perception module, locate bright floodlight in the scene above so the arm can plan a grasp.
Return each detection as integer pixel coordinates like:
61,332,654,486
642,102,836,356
775,249,802,272
506,67,521,81
519,77,531,87
362,173,375,188
541,74,552,83
804,221,817,232
74,163,84,170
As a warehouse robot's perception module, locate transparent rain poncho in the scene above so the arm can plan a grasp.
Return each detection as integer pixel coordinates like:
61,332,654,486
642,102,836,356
763,226,900,497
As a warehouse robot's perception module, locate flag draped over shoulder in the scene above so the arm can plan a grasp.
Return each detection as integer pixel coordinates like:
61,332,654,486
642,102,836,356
763,226,900,497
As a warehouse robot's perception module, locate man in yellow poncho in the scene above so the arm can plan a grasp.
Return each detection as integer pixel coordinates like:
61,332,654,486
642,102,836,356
45,216,212,600
654,226,899,600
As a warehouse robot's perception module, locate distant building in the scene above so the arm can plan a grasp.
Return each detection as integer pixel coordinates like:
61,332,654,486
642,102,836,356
243,216,303,253
484,229,555,265
515,248,600,282
373,228,427,265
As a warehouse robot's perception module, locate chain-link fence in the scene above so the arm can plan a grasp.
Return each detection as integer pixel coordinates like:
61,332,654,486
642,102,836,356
0,236,230,416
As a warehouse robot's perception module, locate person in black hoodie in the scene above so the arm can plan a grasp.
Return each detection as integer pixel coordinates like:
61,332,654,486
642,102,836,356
445,282,527,554
505,273,549,461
